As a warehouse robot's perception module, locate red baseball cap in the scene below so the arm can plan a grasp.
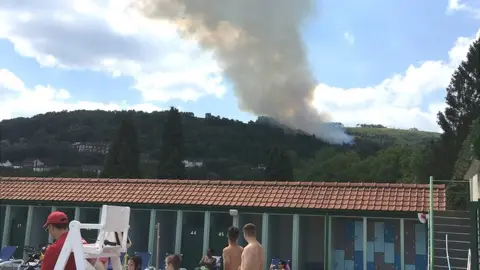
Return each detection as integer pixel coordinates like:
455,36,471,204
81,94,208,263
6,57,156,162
43,211,69,228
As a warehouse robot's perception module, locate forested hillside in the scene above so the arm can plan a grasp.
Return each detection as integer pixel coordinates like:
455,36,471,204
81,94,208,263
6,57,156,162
0,110,437,159
0,109,438,182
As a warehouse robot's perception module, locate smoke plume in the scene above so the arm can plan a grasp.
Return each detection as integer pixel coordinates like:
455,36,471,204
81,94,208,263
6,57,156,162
133,0,353,144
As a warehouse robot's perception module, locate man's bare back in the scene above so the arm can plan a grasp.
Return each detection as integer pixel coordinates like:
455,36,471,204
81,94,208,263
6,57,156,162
240,242,264,270
223,245,243,270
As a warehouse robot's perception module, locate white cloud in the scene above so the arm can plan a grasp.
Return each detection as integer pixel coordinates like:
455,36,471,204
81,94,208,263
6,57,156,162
448,0,467,11
447,0,480,18
312,29,480,132
0,68,162,121
343,32,355,45
0,0,226,103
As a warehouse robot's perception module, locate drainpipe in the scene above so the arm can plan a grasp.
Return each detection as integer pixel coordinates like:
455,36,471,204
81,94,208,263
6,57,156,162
291,214,299,270
148,209,156,262
400,218,405,270
202,211,211,255
363,217,367,270
323,214,329,270
2,205,12,247
174,210,183,254
49,206,57,243
261,213,269,270
24,206,33,247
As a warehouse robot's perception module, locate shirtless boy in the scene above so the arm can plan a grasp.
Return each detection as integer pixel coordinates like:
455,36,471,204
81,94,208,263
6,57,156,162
222,226,243,270
239,223,265,270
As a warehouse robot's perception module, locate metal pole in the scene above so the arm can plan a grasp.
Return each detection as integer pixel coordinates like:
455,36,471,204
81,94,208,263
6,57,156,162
156,223,160,270
446,234,451,270
323,214,328,270
400,218,405,270
362,218,368,270
469,201,479,270
429,176,434,270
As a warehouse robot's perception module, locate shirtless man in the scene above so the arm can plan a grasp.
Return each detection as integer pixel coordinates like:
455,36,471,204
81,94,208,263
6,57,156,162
222,226,243,270
239,223,265,270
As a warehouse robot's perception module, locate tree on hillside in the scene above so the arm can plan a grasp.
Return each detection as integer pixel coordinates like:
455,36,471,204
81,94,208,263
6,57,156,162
157,107,186,179
101,116,140,178
470,119,480,159
265,146,293,181
407,142,435,184
297,150,362,182
448,119,480,209
435,36,480,179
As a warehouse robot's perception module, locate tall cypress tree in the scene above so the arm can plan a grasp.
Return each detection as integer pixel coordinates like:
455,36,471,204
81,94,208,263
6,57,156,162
470,119,480,160
101,116,140,178
265,146,293,181
435,37,480,179
265,147,279,180
157,107,186,179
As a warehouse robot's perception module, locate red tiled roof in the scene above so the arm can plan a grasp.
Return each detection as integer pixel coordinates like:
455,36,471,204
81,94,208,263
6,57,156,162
0,177,446,212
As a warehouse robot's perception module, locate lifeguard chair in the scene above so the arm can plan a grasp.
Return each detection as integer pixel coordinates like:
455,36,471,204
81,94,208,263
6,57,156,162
54,205,131,270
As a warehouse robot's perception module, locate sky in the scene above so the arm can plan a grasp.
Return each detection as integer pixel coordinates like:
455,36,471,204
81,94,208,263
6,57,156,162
0,0,479,132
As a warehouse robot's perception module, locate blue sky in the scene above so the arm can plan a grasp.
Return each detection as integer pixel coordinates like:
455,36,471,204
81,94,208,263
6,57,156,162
307,0,475,86
0,0,479,132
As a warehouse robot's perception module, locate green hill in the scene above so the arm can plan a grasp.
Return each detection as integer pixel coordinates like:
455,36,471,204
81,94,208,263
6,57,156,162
346,127,440,146
0,110,440,180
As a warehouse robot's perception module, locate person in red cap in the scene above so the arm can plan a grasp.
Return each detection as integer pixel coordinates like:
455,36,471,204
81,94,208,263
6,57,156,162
41,211,110,270
41,211,78,270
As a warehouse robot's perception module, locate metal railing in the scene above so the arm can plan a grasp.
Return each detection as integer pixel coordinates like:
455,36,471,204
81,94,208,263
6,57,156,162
428,176,472,270
446,234,452,270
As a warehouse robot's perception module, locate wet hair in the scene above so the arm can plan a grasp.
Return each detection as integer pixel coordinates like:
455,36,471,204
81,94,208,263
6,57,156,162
166,254,182,270
51,223,69,230
243,223,256,237
129,255,142,270
227,226,240,241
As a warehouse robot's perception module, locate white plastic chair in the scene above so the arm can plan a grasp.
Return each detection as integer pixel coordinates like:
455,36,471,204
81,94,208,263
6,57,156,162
54,205,131,270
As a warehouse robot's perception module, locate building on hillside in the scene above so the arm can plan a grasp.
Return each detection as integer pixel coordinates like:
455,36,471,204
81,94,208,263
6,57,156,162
0,177,446,270
21,159,42,168
81,165,103,176
21,159,51,172
253,164,266,170
331,122,344,128
0,160,13,168
0,160,23,170
71,142,109,154
183,160,203,168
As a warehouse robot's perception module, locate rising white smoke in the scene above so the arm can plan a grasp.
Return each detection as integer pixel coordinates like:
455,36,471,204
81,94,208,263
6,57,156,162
133,0,354,144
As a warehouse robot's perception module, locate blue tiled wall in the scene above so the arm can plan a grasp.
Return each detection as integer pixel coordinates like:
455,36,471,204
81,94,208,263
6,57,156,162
332,219,364,270
404,220,428,270
369,220,401,269
332,218,428,270
332,219,363,270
